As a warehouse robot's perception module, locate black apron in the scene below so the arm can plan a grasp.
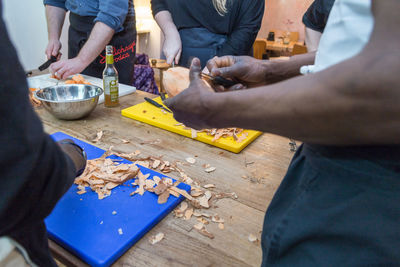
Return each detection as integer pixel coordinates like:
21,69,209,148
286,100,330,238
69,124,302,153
261,143,400,266
69,12,136,85
178,27,227,69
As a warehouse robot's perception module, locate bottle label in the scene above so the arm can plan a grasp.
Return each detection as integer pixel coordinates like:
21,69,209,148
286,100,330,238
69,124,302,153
104,77,119,102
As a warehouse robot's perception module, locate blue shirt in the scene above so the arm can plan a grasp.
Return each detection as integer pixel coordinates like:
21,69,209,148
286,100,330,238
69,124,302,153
43,0,135,32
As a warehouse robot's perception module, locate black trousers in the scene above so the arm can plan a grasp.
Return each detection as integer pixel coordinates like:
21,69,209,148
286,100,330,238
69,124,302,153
68,13,136,85
261,144,400,266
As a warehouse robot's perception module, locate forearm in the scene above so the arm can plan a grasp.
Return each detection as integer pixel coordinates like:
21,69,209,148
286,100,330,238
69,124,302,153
305,28,322,52
76,21,114,67
45,5,66,41
154,11,179,38
208,51,400,145
263,52,316,84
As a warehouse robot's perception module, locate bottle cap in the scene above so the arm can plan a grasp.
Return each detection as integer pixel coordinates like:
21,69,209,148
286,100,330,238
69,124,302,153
106,45,113,55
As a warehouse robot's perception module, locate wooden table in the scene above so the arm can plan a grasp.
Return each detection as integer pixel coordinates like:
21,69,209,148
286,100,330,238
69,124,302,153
36,90,294,267
256,38,303,53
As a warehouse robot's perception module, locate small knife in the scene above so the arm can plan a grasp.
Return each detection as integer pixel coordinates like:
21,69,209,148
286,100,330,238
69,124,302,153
144,97,172,113
201,73,238,88
38,55,58,71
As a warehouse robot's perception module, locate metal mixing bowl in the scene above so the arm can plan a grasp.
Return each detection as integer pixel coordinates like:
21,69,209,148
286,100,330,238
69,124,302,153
34,84,103,120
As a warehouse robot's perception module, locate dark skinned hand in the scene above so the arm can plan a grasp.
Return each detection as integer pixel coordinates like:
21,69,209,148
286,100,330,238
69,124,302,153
207,55,268,88
164,58,217,130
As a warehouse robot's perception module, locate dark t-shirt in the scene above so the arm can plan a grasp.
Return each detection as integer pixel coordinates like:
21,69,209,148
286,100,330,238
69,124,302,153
0,2,76,266
302,0,335,33
151,0,264,56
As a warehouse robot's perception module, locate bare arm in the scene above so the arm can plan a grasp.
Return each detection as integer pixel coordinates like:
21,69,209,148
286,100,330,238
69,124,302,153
154,10,181,65
45,5,66,59
49,21,114,79
166,0,400,145
305,28,322,52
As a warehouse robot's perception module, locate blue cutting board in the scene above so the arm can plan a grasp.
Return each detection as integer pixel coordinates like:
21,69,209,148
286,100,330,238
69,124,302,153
46,132,191,267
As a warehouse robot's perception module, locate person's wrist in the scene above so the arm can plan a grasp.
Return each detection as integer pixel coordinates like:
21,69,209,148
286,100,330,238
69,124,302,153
58,140,87,177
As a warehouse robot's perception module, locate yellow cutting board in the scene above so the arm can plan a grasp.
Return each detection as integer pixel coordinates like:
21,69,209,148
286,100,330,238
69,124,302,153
121,97,262,153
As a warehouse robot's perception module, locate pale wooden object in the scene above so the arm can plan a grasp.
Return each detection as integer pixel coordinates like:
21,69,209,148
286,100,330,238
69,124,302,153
162,67,190,97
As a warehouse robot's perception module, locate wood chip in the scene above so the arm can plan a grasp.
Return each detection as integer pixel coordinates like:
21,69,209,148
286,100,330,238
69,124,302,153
218,223,224,230
211,215,224,223
204,167,216,173
170,186,193,201
203,184,215,189
184,208,194,220
198,191,212,208
92,131,103,143
185,157,196,164
197,227,214,239
152,159,161,169
193,222,204,230
191,129,198,138
248,234,258,243
158,190,170,204
77,190,86,195
149,233,164,245
121,139,130,144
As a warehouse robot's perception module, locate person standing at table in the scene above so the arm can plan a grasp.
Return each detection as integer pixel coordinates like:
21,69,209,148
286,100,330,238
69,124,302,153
151,0,264,68
43,0,136,85
0,2,87,266
165,0,400,265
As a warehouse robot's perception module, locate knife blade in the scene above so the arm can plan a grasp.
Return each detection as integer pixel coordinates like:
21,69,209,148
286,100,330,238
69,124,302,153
144,97,172,113
38,55,58,71
201,73,238,88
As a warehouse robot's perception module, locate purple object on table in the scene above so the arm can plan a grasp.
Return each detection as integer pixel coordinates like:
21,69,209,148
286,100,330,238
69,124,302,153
133,54,159,95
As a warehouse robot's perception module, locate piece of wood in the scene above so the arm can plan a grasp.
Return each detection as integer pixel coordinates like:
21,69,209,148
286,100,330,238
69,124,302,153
36,87,293,267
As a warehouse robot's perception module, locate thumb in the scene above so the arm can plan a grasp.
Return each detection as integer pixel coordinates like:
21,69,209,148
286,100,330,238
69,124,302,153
189,57,202,83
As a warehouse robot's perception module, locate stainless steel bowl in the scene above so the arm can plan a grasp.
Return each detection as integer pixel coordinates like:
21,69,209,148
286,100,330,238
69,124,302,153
34,84,103,120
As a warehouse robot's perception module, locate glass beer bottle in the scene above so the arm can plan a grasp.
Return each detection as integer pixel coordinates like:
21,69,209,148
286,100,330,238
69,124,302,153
103,45,119,107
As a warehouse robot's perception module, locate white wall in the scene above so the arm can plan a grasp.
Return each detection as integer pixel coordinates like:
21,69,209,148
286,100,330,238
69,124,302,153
2,0,69,71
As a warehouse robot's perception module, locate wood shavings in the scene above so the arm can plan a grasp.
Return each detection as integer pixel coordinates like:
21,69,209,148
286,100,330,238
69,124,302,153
191,129,198,138
248,234,259,244
184,208,194,220
185,157,196,164
193,222,204,231
198,191,212,208
190,188,204,197
197,227,214,239
149,233,164,245
204,167,216,173
218,223,225,230
203,184,215,189
170,186,194,201
197,217,209,225
152,159,161,169
92,131,103,143
121,139,130,144
158,190,170,204
77,190,86,195
75,156,140,199
118,228,123,235
211,215,224,223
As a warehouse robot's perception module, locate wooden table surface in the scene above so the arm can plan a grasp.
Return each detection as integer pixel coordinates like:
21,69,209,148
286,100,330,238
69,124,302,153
36,90,294,267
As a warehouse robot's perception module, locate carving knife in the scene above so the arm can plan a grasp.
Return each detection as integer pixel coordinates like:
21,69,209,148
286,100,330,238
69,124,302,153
144,97,172,113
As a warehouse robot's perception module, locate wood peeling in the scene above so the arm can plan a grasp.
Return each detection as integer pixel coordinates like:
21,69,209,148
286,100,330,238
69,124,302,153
149,233,164,245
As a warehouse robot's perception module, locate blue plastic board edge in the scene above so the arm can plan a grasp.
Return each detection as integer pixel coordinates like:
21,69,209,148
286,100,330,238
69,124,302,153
46,132,191,267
